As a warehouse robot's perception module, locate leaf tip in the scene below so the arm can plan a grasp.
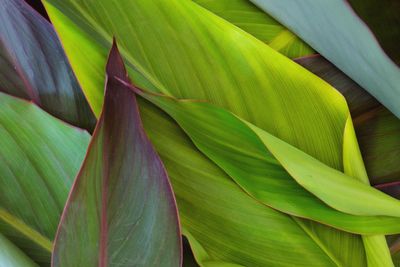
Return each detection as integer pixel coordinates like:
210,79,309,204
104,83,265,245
106,38,128,82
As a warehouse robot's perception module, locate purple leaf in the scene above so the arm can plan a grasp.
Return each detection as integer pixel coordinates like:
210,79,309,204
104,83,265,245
52,41,182,267
0,0,95,130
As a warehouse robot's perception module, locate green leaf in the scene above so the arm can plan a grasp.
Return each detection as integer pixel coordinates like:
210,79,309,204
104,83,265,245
295,55,399,267
52,43,181,267
137,87,396,266
249,0,400,118
0,0,95,130
133,87,400,235
43,0,349,170
41,0,385,264
347,0,400,66
0,233,38,267
193,0,314,58
139,98,365,266
105,43,366,266
98,42,368,265
0,92,90,265
295,55,400,186
248,122,400,217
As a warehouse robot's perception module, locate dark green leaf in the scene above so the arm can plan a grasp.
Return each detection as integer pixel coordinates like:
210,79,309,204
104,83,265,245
0,92,90,265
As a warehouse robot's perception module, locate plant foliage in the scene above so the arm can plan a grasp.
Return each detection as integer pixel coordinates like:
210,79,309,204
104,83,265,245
0,0,399,266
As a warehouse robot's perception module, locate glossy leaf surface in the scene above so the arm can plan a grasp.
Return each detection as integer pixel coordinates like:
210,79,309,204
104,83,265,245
0,0,95,130
0,92,90,265
52,43,181,267
250,0,400,118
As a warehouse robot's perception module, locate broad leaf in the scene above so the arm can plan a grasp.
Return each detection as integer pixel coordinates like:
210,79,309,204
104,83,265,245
0,0,95,130
95,42,369,266
139,98,365,266
44,0,349,170
295,55,400,186
108,43,367,266
249,0,400,118
132,85,400,235
42,0,387,264
193,0,314,58
52,43,181,267
0,92,90,265
295,53,400,267
0,233,38,267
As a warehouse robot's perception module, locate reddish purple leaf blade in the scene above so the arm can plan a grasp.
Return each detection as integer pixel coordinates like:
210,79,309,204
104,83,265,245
0,0,95,131
52,41,182,267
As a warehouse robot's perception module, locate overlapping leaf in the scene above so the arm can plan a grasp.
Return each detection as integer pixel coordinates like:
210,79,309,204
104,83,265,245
249,0,400,118
295,55,400,186
138,97,365,266
43,0,349,169
193,0,314,58
108,42,369,266
42,0,392,265
52,43,182,267
0,0,95,130
126,84,400,235
293,57,400,265
0,92,90,265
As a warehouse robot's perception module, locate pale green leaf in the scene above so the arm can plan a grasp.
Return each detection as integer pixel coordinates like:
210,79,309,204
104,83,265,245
0,233,38,267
